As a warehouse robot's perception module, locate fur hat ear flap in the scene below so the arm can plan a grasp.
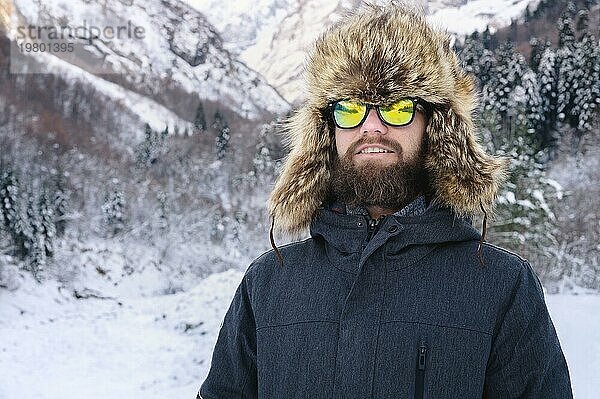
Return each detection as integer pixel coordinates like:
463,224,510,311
268,105,332,237
425,105,509,217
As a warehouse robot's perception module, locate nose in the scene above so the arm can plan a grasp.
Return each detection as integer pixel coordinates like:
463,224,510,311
360,109,388,135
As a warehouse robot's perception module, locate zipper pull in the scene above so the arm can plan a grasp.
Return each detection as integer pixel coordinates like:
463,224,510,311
366,217,379,241
418,345,427,371
368,217,378,230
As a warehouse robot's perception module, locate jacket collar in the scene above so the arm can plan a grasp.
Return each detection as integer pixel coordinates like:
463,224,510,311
343,196,428,218
310,204,481,260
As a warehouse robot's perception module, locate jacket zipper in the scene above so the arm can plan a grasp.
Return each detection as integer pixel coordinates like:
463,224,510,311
366,216,382,242
414,343,427,399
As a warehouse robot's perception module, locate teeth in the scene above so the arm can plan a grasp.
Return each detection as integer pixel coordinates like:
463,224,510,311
359,147,391,154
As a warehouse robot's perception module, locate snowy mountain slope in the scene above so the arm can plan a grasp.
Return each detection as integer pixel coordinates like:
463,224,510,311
4,0,289,126
187,0,539,103
427,0,541,36
185,0,363,104
0,269,598,399
23,49,193,134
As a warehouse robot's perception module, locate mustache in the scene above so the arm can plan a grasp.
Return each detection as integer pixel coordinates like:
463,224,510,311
345,137,404,157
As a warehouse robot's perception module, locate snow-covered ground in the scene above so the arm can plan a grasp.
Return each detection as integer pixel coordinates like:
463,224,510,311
0,269,243,399
0,270,598,399
546,295,600,398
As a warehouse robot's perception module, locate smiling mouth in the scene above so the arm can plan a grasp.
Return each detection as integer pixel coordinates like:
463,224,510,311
356,147,395,154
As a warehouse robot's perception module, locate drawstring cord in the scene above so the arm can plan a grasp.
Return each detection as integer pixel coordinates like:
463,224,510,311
269,215,284,267
477,203,488,267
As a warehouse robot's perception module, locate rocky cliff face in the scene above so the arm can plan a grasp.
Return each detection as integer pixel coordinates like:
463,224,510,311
3,0,289,133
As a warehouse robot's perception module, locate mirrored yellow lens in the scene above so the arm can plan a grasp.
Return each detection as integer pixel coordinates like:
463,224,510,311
379,99,415,126
333,100,367,128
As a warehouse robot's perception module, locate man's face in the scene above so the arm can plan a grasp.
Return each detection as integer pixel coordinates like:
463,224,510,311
330,107,429,209
334,108,427,166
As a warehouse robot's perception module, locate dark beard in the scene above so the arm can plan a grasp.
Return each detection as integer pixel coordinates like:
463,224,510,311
329,137,428,210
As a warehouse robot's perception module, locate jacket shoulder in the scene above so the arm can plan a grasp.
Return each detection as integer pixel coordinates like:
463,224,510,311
482,242,528,264
479,242,546,315
434,240,538,303
438,239,529,275
480,242,535,284
245,237,317,278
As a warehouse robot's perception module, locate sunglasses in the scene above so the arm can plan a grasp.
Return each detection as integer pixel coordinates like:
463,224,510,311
328,98,422,129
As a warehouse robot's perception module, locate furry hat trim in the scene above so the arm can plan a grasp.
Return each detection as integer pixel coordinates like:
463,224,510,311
268,4,508,237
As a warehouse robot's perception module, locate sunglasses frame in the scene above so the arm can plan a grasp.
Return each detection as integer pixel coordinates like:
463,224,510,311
327,98,423,129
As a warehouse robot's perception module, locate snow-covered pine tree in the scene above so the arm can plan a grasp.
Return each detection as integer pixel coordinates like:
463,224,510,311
209,211,225,243
564,0,578,20
459,33,485,78
0,167,16,230
458,31,496,93
194,102,206,133
533,0,550,19
0,167,29,258
529,38,550,73
249,120,283,204
136,123,155,167
53,173,69,237
477,48,497,89
135,123,169,168
157,190,169,231
39,186,56,257
481,25,497,50
538,48,558,148
482,42,527,137
572,16,600,134
102,188,127,236
25,192,45,279
213,110,230,160
576,8,589,32
555,11,578,127
521,69,544,147
524,4,533,22
0,166,11,230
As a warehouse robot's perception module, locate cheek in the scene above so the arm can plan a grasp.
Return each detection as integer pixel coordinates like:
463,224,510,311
334,130,352,156
398,117,427,156
407,135,422,152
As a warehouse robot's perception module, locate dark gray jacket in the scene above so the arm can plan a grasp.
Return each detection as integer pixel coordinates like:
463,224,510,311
199,206,572,398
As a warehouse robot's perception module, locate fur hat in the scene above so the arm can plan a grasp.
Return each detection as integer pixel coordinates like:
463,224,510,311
268,3,508,237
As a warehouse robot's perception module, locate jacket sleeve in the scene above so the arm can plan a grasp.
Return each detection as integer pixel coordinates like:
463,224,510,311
198,273,258,399
483,261,573,398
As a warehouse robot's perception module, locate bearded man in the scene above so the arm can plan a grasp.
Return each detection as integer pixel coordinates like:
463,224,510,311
198,4,572,398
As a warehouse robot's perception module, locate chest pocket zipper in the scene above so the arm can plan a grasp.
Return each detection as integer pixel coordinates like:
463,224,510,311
415,343,428,399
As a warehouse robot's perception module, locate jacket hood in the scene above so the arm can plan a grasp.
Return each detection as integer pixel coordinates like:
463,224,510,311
268,4,508,237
